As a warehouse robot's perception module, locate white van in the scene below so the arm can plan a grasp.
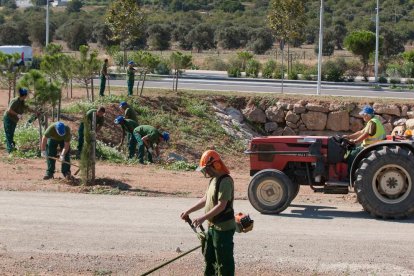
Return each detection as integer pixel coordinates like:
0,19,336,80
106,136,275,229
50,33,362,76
0,45,32,66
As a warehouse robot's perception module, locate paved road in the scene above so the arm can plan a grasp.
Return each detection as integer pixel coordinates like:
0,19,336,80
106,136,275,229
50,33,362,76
95,77,414,99
1,191,413,275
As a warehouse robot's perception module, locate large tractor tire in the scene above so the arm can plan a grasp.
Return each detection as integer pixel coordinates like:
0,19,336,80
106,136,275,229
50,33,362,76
354,146,414,219
248,169,295,214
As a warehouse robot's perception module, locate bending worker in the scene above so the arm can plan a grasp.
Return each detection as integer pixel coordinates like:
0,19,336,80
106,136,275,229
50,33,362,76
77,107,106,155
345,105,385,172
132,125,169,164
114,115,139,158
3,87,35,154
181,150,236,276
41,122,72,180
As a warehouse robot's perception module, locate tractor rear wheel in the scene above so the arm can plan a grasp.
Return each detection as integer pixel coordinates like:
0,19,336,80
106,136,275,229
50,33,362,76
248,169,294,214
354,146,414,219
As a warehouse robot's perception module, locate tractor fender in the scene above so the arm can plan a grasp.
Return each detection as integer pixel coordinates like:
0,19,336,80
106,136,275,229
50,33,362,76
350,140,414,185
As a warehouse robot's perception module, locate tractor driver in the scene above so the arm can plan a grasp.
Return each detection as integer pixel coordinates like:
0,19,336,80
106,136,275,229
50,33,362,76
344,105,386,174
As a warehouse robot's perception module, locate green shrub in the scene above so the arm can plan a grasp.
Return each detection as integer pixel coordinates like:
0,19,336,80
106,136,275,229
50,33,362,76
323,58,346,82
203,56,228,71
345,60,361,81
227,66,241,77
390,78,401,84
164,161,197,171
245,59,261,78
262,60,277,79
155,59,171,75
378,76,388,83
288,71,298,80
96,141,125,163
0,125,39,158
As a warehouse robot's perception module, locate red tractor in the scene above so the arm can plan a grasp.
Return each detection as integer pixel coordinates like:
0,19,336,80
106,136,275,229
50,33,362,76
245,135,414,219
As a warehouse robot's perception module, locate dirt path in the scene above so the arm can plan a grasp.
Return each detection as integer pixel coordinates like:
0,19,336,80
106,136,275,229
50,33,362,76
1,191,413,276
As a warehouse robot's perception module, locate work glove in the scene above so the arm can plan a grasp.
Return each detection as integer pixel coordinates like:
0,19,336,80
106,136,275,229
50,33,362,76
41,151,47,158
147,148,154,154
59,154,65,162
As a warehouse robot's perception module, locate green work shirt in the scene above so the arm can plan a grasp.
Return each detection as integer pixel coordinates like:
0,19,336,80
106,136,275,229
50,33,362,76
121,119,139,134
127,66,135,82
4,97,27,123
205,176,236,231
125,107,138,123
44,123,71,142
85,109,104,127
133,125,161,144
101,62,108,76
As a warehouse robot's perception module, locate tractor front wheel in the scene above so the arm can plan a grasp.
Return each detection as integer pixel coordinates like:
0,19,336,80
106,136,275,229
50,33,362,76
354,146,414,219
248,169,294,214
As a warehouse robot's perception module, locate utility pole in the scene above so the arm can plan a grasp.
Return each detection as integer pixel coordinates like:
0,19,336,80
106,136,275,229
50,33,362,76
317,0,324,95
374,0,380,83
46,0,50,46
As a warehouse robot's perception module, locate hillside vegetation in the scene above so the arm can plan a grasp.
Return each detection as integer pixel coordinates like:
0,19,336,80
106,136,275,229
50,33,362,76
0,0,413,54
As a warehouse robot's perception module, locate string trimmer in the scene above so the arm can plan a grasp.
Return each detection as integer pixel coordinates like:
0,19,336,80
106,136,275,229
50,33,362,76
140,216,205,276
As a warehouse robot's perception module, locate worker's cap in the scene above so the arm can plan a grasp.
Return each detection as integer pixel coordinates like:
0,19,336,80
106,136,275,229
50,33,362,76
128,61,134,65
55,122,66,136
114,115,125,124
18,88,28,96
162,131,170,142
119,101,127,108
359,105,374,116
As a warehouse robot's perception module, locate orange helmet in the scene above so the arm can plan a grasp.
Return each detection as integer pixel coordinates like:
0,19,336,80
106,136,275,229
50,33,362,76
196,150,230,175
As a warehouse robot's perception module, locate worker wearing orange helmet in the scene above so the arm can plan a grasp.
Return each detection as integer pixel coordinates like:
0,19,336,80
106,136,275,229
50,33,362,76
180,150,236,276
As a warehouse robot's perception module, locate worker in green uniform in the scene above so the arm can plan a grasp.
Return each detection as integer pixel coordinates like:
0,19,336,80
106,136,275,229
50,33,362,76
3,88,32,153
77,107,106,155
132,125,170,164
99,58,109,97
119,101,138,122
181,150,236,276
119,101,138,150
126,61,136,96
114,116,139,158
40,122,72,180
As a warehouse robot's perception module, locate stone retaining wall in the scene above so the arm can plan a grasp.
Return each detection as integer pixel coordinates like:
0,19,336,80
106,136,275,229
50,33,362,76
239,100,414,136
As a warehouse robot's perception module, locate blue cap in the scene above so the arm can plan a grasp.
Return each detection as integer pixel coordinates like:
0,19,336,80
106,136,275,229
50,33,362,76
128,61,134,65
162,131,170,142
359,105,374,116
119,101,127,108
19,88,28,96
114,115,125,124
55,122,66,136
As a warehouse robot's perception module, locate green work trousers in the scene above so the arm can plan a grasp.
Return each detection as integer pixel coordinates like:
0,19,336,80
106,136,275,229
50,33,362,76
133,133,153,164
128,132,137,159
127,79,134,96
46,138,71,177
347,145,363,175
204,227,235,276
99,75,106,96
77,122,84,154
3,115,17,153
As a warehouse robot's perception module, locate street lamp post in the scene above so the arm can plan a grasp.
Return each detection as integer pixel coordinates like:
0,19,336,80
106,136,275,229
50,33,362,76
317,0,324,95
46,0,50,46
374,0,380,83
